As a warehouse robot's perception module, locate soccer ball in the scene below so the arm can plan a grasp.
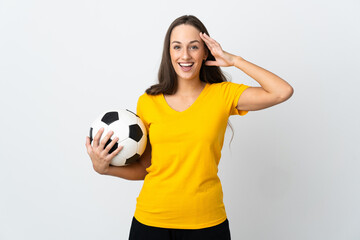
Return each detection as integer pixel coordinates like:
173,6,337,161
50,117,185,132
89,109,147,166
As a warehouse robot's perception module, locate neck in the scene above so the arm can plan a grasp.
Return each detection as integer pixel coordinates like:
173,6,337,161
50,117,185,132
176,78,205,96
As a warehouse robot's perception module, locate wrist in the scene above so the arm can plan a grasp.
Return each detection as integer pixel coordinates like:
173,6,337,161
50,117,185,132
102,165,113,175
233,56,245,67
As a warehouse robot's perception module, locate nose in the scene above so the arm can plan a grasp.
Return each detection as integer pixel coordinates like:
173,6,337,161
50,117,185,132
181,48,191,60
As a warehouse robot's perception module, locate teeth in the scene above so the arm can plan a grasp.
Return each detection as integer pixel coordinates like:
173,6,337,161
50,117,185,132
179,63,193,67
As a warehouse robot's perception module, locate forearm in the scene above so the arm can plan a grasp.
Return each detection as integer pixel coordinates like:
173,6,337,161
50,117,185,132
104,161,148,181
233,56,293,98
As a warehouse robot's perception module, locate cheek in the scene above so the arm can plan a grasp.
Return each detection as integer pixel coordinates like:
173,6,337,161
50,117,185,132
169,52,179,69
196,48,206,58
170,51,179,62
194,52,205,63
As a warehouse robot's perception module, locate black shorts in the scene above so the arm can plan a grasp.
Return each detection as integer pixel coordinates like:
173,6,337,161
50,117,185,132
128,216,231,240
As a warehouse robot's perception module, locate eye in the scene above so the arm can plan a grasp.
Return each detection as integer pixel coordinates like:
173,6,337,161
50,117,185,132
173,45,181,50
190,45,199,50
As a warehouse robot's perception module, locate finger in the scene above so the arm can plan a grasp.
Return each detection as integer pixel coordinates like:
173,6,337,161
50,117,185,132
201,38,218,54
201,32,215,43
201,33,221,49
93,127,104,148
99,130,114,150
85,136,93,155
199,32,207,41
201,38,216,56
204,60,219,66
104,136,119,154
202,32,217,43
108,144,124,160
200,33,213,47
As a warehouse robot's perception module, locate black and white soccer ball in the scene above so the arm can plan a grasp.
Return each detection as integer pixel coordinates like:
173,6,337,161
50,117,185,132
89,109,147,166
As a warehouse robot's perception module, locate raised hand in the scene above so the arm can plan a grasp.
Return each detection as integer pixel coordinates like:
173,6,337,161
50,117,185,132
85,128,123,175
199,32,239,67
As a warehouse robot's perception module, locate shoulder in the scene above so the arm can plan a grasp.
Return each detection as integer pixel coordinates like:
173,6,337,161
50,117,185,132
137,92,162,106
208,81,240,87
138,92,158,100
208,81,248,92
206,81,225,90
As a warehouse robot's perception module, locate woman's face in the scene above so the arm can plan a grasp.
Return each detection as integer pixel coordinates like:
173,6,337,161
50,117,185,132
169,24,208,83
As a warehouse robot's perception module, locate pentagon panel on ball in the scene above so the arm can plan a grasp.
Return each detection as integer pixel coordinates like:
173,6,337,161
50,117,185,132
89,109,147,166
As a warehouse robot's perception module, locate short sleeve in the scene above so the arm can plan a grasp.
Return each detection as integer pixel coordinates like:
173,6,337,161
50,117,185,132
220,82,250,116
136,94,150,135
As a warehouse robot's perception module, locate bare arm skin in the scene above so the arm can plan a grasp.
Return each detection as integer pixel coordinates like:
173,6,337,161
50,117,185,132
233,57,294,111
85,128,152,181
104,137,151,180
199,32,294,111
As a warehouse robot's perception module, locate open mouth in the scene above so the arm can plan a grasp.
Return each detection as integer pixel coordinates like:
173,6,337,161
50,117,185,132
178,62,194,72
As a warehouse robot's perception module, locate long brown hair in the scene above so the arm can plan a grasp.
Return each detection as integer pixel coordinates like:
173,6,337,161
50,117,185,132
144,15,236,147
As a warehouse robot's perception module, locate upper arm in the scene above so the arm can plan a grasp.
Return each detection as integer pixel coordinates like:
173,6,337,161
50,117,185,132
237,86,292,111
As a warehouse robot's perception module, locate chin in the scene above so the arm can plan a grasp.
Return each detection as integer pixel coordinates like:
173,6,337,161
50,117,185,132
174,67,201,81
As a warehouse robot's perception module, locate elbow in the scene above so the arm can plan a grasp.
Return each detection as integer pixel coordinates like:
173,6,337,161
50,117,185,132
141,169,148,180
131,170,148,181
278,85,294,103
139,161,149,180
137,166,149,180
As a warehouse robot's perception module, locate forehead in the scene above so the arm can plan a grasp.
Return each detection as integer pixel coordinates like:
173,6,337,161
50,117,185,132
170,24,201,43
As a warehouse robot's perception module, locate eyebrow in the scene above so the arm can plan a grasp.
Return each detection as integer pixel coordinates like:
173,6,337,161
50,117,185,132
171,40,200,44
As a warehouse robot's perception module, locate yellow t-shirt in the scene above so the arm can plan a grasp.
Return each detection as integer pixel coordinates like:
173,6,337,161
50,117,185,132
134,81,250,229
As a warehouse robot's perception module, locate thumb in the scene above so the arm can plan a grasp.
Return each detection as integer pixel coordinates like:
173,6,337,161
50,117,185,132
85,136,93,155
204,60,218,66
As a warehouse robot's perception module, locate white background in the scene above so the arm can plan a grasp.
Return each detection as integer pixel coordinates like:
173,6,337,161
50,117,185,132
1,0,359,239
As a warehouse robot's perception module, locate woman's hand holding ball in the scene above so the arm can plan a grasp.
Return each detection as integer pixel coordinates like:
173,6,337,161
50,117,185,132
85,128,123,175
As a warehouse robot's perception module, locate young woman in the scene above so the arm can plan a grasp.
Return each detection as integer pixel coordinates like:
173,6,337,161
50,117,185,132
85,15,293,240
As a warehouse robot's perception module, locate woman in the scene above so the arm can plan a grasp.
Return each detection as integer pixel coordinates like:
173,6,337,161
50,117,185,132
85,15,293,240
